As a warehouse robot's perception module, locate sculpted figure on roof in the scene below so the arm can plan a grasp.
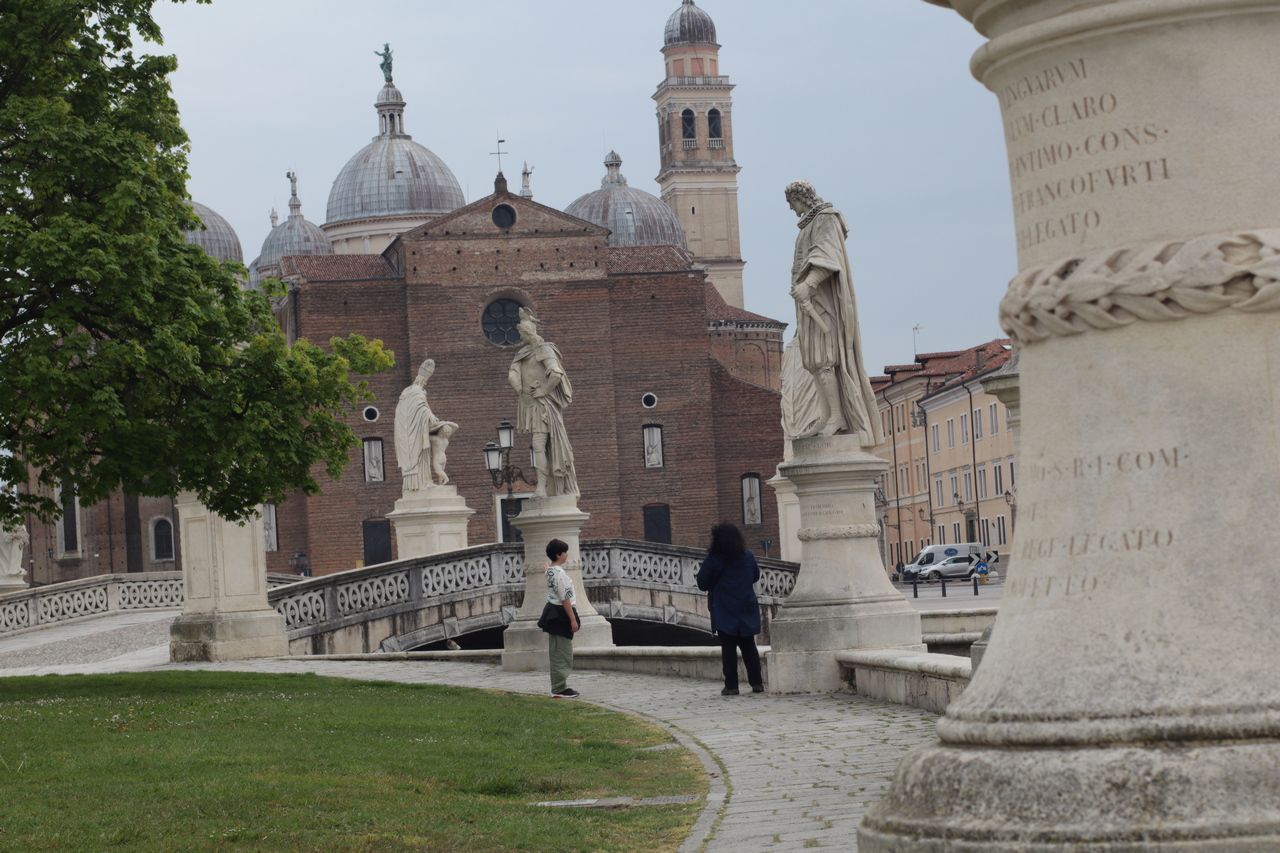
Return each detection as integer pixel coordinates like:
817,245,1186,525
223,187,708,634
507,308,579,498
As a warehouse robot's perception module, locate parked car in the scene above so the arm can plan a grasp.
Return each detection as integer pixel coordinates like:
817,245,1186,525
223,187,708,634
922,555,976,582
901,543,982,581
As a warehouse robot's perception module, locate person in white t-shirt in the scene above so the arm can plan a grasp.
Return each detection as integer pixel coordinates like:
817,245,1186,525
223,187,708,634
540,538,580,698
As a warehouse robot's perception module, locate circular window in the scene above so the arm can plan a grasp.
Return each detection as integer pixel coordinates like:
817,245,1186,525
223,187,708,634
482,298,524,346
362,406,379,422
491,204,517,229
641,393,658,409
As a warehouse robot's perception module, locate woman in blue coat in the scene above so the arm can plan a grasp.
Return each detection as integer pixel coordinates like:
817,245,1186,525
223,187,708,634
696,522,764,695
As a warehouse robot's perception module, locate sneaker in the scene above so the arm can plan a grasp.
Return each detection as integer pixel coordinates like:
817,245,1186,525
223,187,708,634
552,688,580,699
721,687,739,696
750,684,765,693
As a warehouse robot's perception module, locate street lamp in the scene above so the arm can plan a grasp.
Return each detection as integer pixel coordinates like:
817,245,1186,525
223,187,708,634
483,420,534,499
289,551,310,577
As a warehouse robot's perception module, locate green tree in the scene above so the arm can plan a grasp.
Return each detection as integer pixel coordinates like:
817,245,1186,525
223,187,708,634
0,0,394,526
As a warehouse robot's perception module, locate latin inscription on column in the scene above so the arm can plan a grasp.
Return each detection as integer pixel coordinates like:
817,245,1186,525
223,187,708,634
998,58,1174,260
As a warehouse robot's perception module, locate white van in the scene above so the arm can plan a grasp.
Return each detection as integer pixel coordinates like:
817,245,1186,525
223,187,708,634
901,543,982,581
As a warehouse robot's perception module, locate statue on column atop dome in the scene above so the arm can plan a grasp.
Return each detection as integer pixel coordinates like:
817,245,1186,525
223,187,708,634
784,180,883,446
508,308,579,498
374,43,393,83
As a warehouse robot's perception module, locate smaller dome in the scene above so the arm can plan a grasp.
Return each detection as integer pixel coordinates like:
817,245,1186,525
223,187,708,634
252,173,332,286
565,152,687,250
664,0,717,46
185,201,243,264
376,82,404,106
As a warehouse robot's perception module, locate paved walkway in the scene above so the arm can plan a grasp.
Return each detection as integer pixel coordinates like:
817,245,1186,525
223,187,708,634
1,613,939,851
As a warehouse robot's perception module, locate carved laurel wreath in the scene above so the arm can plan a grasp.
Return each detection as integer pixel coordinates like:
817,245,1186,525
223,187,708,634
797,524,881,541
999,229,1280,343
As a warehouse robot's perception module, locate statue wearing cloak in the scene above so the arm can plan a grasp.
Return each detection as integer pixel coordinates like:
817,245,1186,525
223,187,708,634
508,310,579,497
786,180,884,446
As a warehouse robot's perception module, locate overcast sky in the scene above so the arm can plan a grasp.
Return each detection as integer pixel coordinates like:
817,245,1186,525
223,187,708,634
153,0,1013,375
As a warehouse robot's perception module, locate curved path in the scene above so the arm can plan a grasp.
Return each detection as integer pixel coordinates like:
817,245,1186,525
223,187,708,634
0,613,938,851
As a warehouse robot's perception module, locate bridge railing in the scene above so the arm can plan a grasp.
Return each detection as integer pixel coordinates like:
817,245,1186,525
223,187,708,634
581,539,797,602
0,571,300,639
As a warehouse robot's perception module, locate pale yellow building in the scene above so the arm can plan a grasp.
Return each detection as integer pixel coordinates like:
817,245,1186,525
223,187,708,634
871,340,1015,572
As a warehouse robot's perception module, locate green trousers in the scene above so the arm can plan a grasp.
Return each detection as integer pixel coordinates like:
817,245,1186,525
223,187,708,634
548,634,574,692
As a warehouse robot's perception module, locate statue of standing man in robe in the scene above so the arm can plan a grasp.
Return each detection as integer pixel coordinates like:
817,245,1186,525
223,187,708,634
508,308,579,498
394,358,458,492
784,180,884,446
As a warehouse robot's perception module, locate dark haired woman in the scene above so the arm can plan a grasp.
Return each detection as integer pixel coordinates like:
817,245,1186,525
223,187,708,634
536,538,580,698
696,522,764,695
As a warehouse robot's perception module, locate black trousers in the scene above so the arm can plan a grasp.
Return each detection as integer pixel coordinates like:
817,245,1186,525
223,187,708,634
718,632,763,689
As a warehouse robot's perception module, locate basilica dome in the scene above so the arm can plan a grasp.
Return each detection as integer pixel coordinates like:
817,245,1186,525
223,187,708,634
324,81,464,228
566,152,688,250
251,173,332,286
185,201,243,264
664,0,717,46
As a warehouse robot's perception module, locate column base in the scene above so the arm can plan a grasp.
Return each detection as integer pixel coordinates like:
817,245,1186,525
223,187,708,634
501,614,613,672
387,486,474,559
169,609,288,662
0,578,27,594
768,599,923,694
859,739,1280,851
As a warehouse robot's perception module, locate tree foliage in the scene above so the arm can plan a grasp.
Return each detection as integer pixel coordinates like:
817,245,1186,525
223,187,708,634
0,0,394,526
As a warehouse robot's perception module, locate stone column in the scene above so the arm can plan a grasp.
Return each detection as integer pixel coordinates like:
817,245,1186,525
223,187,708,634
500,494,613,672
767,434,923,694
765,472,801,562
387,485,474,558
169,493,287,662
863,1,1280,848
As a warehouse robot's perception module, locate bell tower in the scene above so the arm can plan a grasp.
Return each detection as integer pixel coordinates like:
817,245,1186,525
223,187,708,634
654,0,746,308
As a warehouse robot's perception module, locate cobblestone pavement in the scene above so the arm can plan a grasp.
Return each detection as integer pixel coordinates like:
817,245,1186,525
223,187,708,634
0,613,939,851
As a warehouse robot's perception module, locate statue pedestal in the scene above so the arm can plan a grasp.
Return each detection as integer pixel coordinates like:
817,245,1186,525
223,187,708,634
768,435,923,694
0,575,25,595
387,486,474,559
169,494,287,662
863,2,1280,848
501,494,613,672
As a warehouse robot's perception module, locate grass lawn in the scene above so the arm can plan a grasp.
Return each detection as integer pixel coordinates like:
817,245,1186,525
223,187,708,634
0,671,706,852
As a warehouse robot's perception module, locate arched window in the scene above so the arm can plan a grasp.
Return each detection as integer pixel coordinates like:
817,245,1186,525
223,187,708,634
152,517,174,562
708,108,723,139
681,109,696,140
741,474,763,527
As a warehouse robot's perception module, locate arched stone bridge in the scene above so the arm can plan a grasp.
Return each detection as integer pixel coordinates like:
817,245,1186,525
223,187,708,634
268,539,799,655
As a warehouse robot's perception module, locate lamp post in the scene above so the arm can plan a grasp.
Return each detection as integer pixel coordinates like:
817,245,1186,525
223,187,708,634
1004,487,1017,531
288,551,310,577
482,419,533,500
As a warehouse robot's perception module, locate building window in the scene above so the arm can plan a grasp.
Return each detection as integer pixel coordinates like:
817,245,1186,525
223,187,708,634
949,473,958,503
643,503,672,544
981,518,991,547
1009,458,1016,486
937,524,946,544
55,488,80,557
681,109,696,140
963,470,973,502
990,403,1000,434
707,108,723,139
960,413,969,444
952,521,962,543
996,515,1008,545
994,462,1004,495
151,517,174,562
673,58,684,76
931,424,940,452
741,474,762,526
363,435,381,481
977,465,988,500
481,297,524,346
263,502,278,553
946,419,955,448
643,424,664,468
973,408,982,439
934,478,943,507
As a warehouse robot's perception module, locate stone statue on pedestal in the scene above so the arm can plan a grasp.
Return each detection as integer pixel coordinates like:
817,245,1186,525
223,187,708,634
507,308,579,498
785,180,883,445
0,523,28,590
394,358,458,491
